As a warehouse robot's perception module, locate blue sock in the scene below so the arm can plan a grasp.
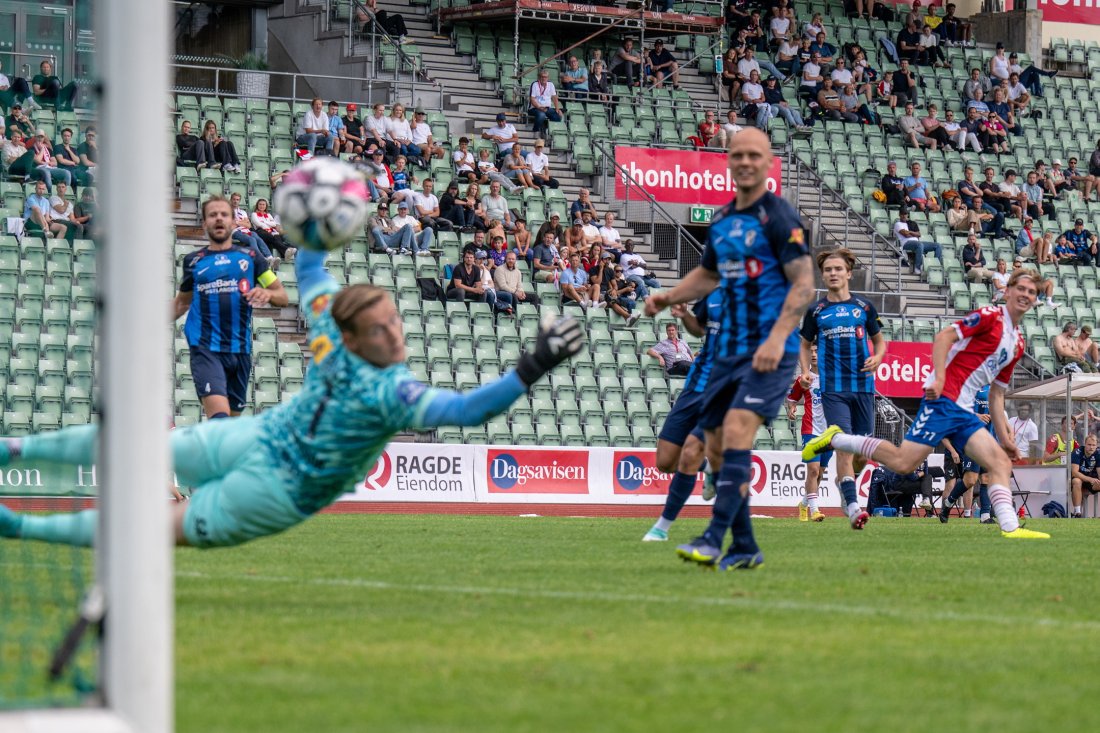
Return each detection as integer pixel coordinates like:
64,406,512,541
209,412,229,420
661,472,697,522
703,449,751,548
22,424,98,465
728,493,759,555
839,477,858,507
979,484,991,516
946,482,968,505
20,510,97,547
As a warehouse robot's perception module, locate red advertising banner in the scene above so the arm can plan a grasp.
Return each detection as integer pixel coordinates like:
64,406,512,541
611,451,704,495
614,147,783,207
485,448,590,494
1033,0,1100,24
875,341,934,398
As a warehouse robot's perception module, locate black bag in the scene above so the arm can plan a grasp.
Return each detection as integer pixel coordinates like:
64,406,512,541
417,276,445,304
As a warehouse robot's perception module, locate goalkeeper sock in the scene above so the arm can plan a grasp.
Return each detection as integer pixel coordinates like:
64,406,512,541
22,425,97,465
20,510,97,547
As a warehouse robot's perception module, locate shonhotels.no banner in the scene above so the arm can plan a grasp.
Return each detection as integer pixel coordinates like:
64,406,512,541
614,146,783,207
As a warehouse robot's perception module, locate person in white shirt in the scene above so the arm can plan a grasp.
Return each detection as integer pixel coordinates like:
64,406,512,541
830,58,854,86
409,109,444,164
598,212,621,248
620,239,659,297
482,180,514,231
579,211,601,247
391,201,433,254
741,70,772,129
524,139,558,189
737,48,761,83
1009,403,1039,460
364,102,392,159
453,136,477,181
481,112,518,162
528,68,563,135
721,110,743,138
1005,72,1030,114
803,13,825,41
296,97,330,154
411,179,453,233
801,53,823,96
942,108,981,152
384,103,415,159
769,7,792,43
48,181,79,241
475,146,519,191
988,44,1010,81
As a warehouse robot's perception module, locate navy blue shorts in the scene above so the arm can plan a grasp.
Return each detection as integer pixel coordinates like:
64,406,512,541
699,352,799,431
658,390,707,446
904,398,987,451
802,433,833,466
821,391,875,434
960,457,983,475
190,345,252,412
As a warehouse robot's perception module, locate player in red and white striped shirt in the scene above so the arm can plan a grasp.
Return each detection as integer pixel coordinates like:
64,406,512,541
787,357,828,522
803,269,1050,539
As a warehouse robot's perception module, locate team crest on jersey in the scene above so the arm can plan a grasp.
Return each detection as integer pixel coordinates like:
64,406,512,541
311,294,332,315
853,308,862,319
962,311,982,328
239,260,249,272
744,230,757,248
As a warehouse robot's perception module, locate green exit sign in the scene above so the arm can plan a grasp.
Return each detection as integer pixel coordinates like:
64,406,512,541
690,207,713,224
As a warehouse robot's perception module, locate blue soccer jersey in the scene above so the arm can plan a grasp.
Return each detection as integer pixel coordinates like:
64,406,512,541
800,296,881,393
701,191,809,359
682,290,724,394
180,245,275,354
1072,445,1100,476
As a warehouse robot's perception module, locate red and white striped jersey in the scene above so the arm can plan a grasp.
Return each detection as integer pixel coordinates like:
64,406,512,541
927,305,1025,412
788,372,826,436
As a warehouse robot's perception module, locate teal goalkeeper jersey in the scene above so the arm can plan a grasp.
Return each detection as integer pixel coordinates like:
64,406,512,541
259,281,438,514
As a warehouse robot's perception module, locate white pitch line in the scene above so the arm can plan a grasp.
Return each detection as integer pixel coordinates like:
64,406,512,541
175,569,1099,632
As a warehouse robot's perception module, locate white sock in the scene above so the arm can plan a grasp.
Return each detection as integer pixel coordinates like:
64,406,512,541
846,501,861,518
963,509,972,517
980,512,990,521
805,492,820,513
1073,505,1082,515
654,517,673,532
831,433,884,459
988,484,1019,532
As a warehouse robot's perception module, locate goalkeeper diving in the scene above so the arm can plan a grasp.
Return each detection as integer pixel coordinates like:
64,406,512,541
0,249,583,548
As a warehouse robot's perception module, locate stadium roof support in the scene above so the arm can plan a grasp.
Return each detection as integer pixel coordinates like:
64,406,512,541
436,0,725,36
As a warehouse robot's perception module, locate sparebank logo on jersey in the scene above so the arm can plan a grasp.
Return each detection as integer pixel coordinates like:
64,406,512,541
486,449,589,494
612,452,699,494
363,451,393,491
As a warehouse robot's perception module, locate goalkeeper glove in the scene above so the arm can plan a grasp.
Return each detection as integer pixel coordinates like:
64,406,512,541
515,315,584,387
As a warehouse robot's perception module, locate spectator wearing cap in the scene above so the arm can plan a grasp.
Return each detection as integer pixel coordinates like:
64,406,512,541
1059,218,1099,266
1009,52,1057,98
0,60,31,111
528,68,563,136
368,201,411,254
893,208,941,276
390,200,433,254
962,233,994,283
494,251,541,309
5,102,33,139
31,129,70,191
341,103,365,155
587,250,615,303
438,181,474,231
648,39,681,89
1046,160,1072,197
525,140,559,189
410,108,445,166
482,112,519,164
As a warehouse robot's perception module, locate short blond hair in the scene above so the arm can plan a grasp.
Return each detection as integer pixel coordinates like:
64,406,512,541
331,284,389,334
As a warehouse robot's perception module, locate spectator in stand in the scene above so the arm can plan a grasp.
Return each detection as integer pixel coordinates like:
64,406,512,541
612,38,644,87
73,188,96,240
941,3,972,46
5,103,33,139
991,259,1010,301
453,136,477,181
881,161,910,208
803,12,826,40
531,230,561,283
962,67,991,103
475,146,518,191
776,36,802,79
721,109,745,138
1053,230,1080,265
24,180,65,239
840,83,874,124
1059,218,1099,266
588,60,611,104
893,208,941,275
1053,322,1095,373
250,199,295,260
896,19,921,64
1088,138,1100,181
577,210,600,249
905,161,940,213
535,212,564,248
997,169,1027,219
648,40,681,89
570,188,599,220
1015,217,1038,259
561,56,589,99
816,78,846,122
799,51,823,100
587,250,614,303
525,139,558,189
962,233,994,283
48,181,80,242
979,110,1010,154
367,200,411,254
988,87,1022,137
0,60,30,111
410,109,445,165
980,166,1016,218
620,239,659,297
763,76,809,131
891,59,918,106
966,87,990,117
52,127,92,187
364,103,392,159
744,10,767,52
202,121,240,172
564,219,586,253
474,250,508,314
357,0,409,43
340,103,365,156
412,179,453,233
1077,325,1100,369
390,201,433,254
942,108,981,153
1069,434,1100,517
917,24,946,67
503,146,539,190
487,235,508,269
513,217,531,257
30,129,69,191
439,181,473,230
598,212,621,249
721,48,742,108
957,165,984,207
809,31,836,65
971,195,1006,238
1005,72,1031,116
482,180,514,232
695,109,724,148
362,148,393,202
560,253,599,309
176,120,213,169
1045,160,1072,198
295,97,330,156
447,249,489,305
988,43,1010,82
528,68,563,136
1069,155,1098,202
385,103,417,159
387,155,420,208
228,192,274,264
1023,171,1054,221
744,70,775,128
326,100,346,157
462,183,490,232
919,104,953,148
947,194,998,237
647,322,696,376
494,251,540,309
769,6,793,47
606,263,640,326
30,59,77,111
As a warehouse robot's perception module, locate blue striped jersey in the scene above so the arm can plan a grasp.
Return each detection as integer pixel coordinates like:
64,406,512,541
973,385,990,415
799,296,881,393
683,289,724,393
701,191,809,358
180,245,272,354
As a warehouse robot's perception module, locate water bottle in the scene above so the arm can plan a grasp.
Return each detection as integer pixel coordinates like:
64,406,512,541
715,54,723,74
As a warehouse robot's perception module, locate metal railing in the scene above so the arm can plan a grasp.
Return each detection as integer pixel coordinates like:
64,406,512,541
592,138,705,276
2,51,57,78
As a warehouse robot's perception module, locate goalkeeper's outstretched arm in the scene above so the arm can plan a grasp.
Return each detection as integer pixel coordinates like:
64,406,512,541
295,248,340,322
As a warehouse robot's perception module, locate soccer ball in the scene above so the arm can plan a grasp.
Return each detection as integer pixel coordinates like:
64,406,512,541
274,157,370,251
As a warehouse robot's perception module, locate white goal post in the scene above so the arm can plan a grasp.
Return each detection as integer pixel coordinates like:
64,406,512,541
0,0,173,730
